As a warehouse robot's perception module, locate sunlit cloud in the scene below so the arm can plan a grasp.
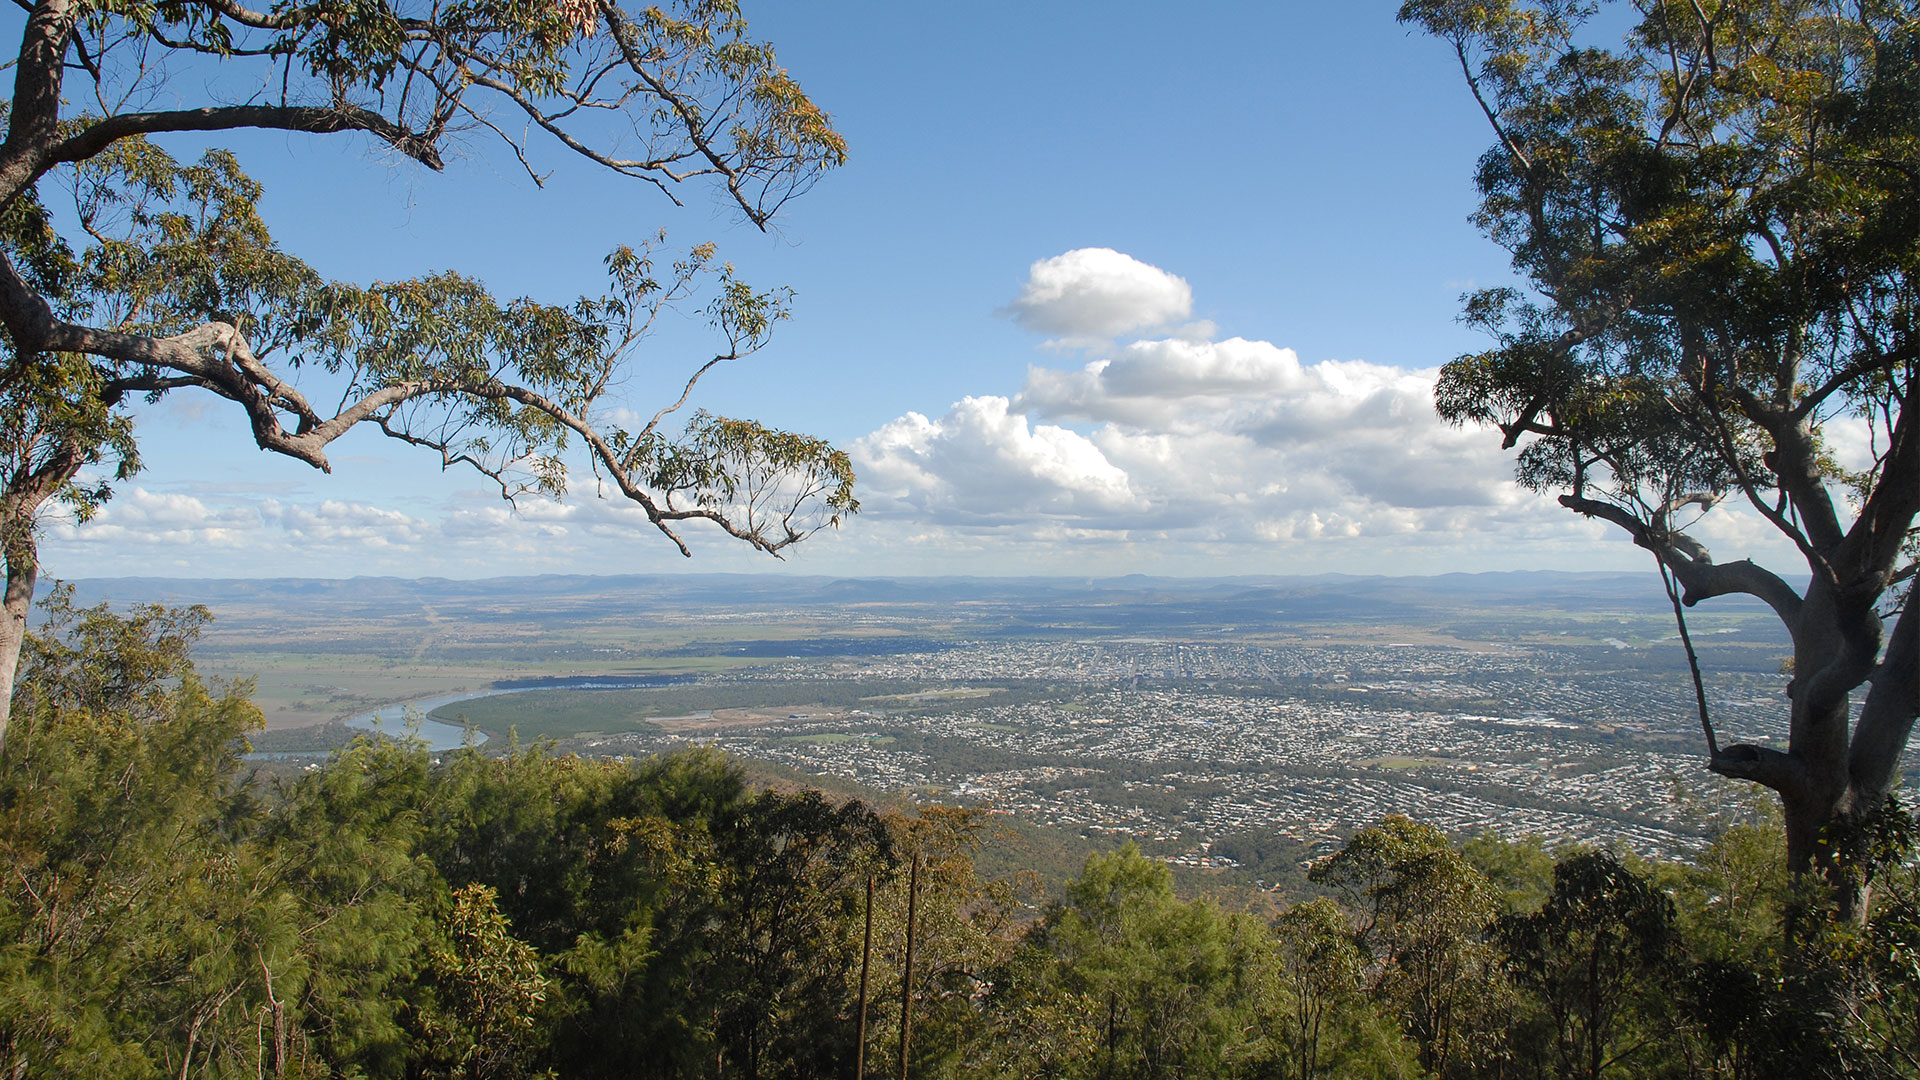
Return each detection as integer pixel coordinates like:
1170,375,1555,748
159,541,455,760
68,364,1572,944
1004,247,1192,342
859,396,1139,523
844,248,1805,576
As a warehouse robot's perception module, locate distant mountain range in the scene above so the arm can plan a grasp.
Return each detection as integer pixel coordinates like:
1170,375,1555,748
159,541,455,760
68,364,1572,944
61,568,1681,605
58,569,1780,634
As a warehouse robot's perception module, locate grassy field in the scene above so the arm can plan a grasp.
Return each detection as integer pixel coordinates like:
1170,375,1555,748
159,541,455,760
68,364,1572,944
198,653,792,730
425,680,949,740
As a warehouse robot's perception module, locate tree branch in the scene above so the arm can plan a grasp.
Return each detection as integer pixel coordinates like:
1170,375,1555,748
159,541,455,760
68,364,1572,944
1656,554,1718,757
1793,343,1917,421
199,0,316,31
452,70,686,198
1833,393,1920,588
1847,596,1918,803
598,1,770,227
47,105,444,172
1722,382,1848,556
1557,492,1804,624
1451,38,1530,174
1708,743,1808,799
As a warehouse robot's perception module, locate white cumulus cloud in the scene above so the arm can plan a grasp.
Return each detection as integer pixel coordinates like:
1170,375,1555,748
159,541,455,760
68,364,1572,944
46,488,260,548
847,251,1600,566
261,499,433,547
857,396,1138,523
1005,248,1192,340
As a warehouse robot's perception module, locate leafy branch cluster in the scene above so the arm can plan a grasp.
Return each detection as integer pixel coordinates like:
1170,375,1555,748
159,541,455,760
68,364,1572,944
0,0,860,746
1402,0,1919,894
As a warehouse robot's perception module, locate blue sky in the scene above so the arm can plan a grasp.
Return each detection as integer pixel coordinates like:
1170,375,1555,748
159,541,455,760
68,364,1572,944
41,2,1815,580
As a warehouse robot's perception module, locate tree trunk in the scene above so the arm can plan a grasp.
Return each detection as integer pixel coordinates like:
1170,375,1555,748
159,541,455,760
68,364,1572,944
897,852,918,1080
855,874,872,1080
0,435,93,755
1848,595,1919,812
1770,574,1917,922
0,533,36,753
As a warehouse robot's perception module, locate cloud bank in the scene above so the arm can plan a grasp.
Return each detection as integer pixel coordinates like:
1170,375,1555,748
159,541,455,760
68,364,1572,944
43,478,770,579
849,250,1802,574
861,263,1528,550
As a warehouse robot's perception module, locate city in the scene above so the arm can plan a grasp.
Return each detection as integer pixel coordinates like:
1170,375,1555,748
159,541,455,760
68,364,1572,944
526,635,1801,861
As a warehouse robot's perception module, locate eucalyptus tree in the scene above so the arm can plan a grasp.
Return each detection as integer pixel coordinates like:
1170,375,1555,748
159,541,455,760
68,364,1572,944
1401,0,1920,910
991,844,1273,1080
1311,816,1504,1078
0,0,857,745
1500,852,1679,1080
0,593,444,1077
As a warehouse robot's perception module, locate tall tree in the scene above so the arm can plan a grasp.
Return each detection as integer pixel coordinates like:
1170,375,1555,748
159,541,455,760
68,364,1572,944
1311,816,1504,1078
1271,897,1414,1080
860,807,1026,1080
988,844,1269,1080
1401,0,1920,908
0,594,445,1077
0,0,858,745
1499,851,1679,1080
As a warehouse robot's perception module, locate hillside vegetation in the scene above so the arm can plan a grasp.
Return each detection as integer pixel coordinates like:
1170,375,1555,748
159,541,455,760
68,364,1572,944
3,601,1915,1079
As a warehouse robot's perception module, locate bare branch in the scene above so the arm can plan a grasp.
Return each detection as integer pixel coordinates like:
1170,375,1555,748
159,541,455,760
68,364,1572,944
1656,555,1718,758
1794,342,1917,421
1451,38,1530,174
456,69,692,195
200,0,316,31
637,353,730,443
1707,743,1809,800
47,105,445,173
1557,491,1804,623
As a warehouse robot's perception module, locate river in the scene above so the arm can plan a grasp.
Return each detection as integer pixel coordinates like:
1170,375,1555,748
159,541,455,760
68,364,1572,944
343,674,697,752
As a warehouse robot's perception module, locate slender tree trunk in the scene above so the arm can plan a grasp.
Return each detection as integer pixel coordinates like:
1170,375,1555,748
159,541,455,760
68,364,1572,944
855,874,872,1080
1104,993,1118,1080
897,852,918,1080
0,437,92,754
1586,939,1601,1080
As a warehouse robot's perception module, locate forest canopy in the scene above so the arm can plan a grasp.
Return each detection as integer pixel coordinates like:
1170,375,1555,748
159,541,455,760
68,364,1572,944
2,598,1916,1078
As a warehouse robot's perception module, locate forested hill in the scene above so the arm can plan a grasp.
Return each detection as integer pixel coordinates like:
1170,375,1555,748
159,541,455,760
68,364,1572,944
2,589,1912,1078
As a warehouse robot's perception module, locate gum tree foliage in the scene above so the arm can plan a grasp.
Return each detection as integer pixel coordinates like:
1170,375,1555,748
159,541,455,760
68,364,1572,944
0,0,858,746
977,844,1286,1080
1401,0,1920,905
1270,897,1418,1080
416,743,899,1080
408,883,553,1080
1309,816,1505,1079
860,807,1030,1080
2,592,921,1078
1499,852,1678,1080
0,593,446,1077
697,789,892,1080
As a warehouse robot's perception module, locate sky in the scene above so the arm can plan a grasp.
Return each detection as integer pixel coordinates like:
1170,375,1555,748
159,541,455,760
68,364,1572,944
38,1,1817,581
